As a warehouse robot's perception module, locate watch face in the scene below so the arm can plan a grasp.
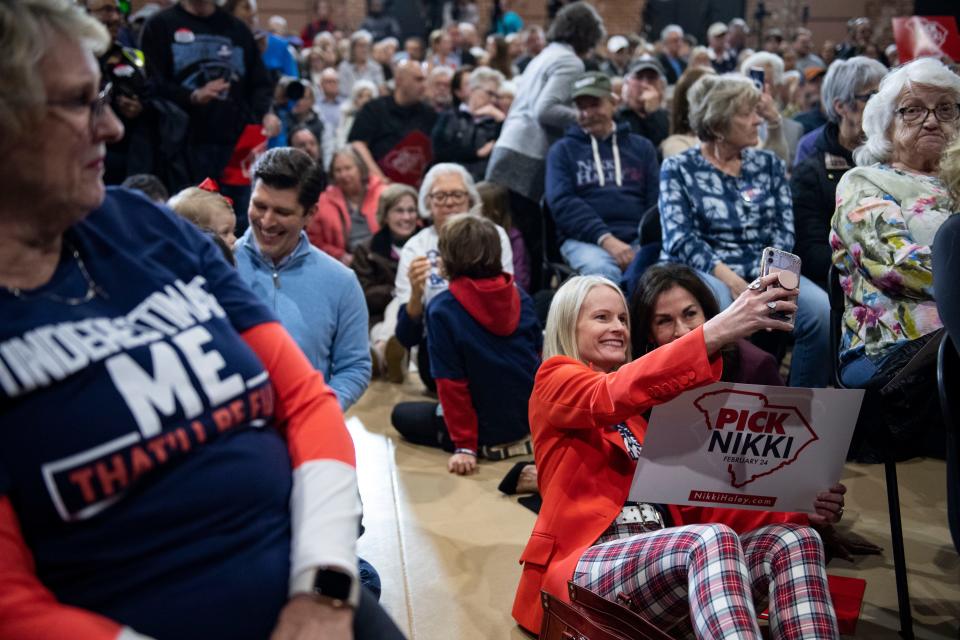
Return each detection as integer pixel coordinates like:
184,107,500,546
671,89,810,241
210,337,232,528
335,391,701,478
313,569,352,600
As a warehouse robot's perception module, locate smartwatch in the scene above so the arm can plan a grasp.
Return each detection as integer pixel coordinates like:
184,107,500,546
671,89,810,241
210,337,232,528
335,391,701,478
311,567,359,609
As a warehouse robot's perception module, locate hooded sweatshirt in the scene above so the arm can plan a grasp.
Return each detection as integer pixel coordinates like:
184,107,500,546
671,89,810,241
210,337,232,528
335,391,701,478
545,121,660,246
426,274,542,453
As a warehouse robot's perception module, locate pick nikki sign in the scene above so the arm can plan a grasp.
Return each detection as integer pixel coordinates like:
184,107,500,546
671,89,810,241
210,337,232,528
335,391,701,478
694,390,818,489
629,382,863,513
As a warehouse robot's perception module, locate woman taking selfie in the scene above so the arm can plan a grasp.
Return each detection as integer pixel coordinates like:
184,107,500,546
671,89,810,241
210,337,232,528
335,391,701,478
513,273,845,639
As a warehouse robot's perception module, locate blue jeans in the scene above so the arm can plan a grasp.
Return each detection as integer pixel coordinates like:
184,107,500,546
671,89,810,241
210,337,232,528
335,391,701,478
560,238,635,286
697,270,831,388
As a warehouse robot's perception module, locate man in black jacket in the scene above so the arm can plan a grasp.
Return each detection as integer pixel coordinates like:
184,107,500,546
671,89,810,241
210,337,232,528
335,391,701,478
790,56,887,290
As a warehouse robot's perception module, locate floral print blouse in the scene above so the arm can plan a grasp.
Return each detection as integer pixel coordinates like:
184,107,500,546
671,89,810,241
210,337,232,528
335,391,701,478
830,164,951,360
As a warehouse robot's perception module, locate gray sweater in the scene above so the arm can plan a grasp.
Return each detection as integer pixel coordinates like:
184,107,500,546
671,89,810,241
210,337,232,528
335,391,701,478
485,42,583,202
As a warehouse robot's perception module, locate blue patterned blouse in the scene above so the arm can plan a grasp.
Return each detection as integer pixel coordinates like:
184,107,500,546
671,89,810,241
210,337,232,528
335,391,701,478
658,147,795,280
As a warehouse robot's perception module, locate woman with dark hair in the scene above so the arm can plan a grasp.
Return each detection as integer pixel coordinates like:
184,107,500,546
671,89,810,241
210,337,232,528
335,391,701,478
485,33,516,79
485,1,606,291
632,263,784,383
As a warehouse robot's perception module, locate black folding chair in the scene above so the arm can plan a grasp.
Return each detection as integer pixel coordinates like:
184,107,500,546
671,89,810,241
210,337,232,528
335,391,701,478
937,332,960,555
539,199,577,289
828,264,914,639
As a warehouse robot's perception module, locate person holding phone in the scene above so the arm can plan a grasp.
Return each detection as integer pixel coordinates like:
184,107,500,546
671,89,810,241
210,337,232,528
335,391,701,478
659,73,831,388
512,274,845,638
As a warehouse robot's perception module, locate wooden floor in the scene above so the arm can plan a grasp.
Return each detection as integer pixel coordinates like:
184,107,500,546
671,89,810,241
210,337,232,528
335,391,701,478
347,378,960,639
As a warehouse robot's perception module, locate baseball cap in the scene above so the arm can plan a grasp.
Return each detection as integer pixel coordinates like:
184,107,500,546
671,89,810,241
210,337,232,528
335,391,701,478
707,22,728,39
803,66,827,83
571,72,614,99
607,35,629,53
626,54,666,80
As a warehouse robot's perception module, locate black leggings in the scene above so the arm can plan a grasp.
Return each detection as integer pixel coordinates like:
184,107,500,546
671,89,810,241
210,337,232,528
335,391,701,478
391,402,453,452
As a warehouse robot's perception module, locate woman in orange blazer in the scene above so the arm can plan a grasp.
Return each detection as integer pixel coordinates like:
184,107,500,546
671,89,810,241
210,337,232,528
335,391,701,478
307,146,386,264
513,275,845,639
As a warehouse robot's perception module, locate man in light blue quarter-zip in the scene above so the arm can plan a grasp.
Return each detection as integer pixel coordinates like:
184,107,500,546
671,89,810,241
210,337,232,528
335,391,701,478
235,147,372,410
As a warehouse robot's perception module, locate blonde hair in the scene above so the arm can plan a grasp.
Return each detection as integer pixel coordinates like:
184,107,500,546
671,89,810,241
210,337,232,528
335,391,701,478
941,137,960,207
168,188,234,230
543,275,631,363
0,0,108,153
375,183,418,226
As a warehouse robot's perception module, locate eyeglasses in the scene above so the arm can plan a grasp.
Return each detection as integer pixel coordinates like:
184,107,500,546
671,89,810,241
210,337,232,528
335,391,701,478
894,102,960,124
90,4,121,15
853,90,877,103
47,82,114,132
427,190,469,204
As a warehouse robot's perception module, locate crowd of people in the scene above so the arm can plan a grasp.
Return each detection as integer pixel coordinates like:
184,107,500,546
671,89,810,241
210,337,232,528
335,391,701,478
1,0,959,638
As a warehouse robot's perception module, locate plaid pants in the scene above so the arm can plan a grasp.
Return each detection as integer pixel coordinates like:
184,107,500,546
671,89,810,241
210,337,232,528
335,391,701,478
572,523,838,640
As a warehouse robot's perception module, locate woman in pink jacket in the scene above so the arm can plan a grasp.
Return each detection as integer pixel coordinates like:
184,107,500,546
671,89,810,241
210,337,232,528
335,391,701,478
307,146,386,265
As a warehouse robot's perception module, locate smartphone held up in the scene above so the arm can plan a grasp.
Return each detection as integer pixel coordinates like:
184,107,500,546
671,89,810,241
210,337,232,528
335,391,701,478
759,247,801,326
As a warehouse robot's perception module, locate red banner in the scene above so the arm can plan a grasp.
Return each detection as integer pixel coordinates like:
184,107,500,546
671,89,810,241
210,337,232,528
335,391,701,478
892,16,960,63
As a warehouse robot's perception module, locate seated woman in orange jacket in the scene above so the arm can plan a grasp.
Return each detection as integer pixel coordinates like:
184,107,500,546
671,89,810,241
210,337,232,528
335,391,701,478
307,146,386,264
513,274,846,639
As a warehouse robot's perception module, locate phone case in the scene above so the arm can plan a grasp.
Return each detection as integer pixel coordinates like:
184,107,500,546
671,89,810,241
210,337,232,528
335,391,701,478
760,247,801,325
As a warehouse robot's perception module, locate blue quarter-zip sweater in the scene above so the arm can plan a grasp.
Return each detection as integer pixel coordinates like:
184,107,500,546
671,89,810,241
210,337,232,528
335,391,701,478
545,121,660,245
235,228,371,409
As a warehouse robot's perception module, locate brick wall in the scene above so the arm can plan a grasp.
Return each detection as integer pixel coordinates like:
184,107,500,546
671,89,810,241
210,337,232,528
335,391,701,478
254,0,650,42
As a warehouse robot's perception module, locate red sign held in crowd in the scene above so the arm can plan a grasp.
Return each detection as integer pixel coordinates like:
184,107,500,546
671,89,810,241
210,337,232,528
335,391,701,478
892,16,960,63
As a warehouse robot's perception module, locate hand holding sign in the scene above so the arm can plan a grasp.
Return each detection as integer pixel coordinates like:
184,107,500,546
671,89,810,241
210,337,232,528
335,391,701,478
629,382,863,513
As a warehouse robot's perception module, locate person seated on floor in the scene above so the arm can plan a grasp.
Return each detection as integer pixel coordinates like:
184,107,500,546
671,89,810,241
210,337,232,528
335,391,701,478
631,263,783,384
392,214,541,474
659,73,831,388
512,274,847,638
476,181,530,292
615,55,671,151
167,182,238,246
830,57,959,460
235,147,372,411
545,71,659,285
394,163,514,391
790,56,887,291
353,184,421,382
308,145,386,265
121,173,169,203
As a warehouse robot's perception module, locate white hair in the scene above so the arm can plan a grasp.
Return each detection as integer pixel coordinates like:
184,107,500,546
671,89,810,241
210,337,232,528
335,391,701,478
418,163,480,220
428,65,454,80
543,275,630,363
499,79,517,97
820,56,888,124
467,66,505,92
739,51,784,86
661,24,683,41
855,57,960,166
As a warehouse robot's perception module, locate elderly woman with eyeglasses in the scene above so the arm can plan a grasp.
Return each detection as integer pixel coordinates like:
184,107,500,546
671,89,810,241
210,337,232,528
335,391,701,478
790,56,888,291
0,1,406,638
831,58,960,425
392,163,514,390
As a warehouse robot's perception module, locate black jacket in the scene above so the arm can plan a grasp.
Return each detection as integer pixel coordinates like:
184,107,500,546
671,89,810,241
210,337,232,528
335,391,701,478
789,121,854,290
431,109,502,182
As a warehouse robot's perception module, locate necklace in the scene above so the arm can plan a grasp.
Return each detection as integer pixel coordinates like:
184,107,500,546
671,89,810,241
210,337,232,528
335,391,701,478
2,240,107,305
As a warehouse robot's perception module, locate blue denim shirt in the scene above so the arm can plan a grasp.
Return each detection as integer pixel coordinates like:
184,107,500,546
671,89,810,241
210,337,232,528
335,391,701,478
659,147,795,280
